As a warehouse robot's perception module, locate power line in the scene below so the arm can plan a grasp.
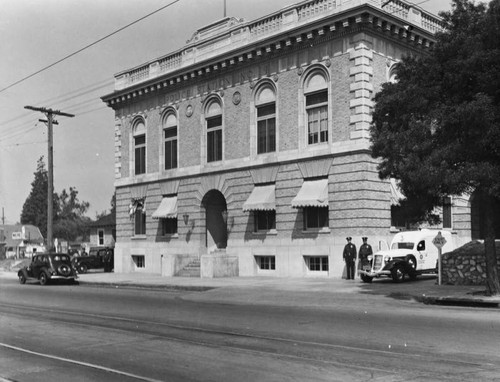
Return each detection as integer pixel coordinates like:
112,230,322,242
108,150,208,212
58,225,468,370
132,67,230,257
0,0,182,95
0,140,46,149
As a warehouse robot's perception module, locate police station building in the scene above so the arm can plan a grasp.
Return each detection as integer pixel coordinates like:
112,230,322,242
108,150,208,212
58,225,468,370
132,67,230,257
102,0,472,278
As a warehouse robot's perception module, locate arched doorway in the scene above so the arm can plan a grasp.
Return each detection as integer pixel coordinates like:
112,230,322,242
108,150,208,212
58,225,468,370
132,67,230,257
202,190,227,250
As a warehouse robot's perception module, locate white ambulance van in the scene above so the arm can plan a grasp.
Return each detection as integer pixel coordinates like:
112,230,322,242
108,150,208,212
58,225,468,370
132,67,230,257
359,229,456,283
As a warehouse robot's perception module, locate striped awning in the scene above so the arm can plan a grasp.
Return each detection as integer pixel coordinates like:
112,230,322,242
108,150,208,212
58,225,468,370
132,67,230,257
242,185,275,212
152,196,178,219
291,179,328,208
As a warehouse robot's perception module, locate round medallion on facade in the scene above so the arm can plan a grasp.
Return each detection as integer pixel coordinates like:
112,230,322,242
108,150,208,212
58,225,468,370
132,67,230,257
272,74,279,82
186,104,193,117
325,58,331,67
297,67,304,75
232,91,241,105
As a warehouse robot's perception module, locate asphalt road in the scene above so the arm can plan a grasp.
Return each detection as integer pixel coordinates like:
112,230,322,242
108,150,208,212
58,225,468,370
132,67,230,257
0,278,499,381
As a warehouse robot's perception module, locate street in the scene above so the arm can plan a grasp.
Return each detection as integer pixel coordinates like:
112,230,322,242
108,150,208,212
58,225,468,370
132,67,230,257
0,277,499,381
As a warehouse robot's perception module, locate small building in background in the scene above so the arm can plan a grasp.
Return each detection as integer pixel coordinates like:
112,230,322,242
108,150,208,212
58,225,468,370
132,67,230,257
88,213,116,248
1,224,45,259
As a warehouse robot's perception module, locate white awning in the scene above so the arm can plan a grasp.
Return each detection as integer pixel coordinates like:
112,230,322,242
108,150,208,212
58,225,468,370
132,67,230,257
291,179,328,208
242,185,275,212
152,196,178,219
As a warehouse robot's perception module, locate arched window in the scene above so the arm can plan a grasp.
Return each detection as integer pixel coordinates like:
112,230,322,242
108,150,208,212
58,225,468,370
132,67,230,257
255,84,276,154
205,99,222,162
133,118,146,175
162,111,178,170
304,71,328,145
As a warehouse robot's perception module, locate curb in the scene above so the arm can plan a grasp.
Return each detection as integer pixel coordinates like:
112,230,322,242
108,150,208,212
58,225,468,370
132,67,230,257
77,280,216,292
416,295,500,308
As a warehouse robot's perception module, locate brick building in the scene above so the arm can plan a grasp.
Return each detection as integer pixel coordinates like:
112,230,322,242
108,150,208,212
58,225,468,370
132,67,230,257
102,0,472,278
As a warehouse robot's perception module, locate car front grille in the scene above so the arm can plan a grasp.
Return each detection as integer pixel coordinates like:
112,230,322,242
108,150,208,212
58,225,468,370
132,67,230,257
373,255,384,271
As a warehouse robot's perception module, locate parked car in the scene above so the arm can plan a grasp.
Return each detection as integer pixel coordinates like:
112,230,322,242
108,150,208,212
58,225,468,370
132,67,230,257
18,253,77,285
72,247,114,273
359,229,456,283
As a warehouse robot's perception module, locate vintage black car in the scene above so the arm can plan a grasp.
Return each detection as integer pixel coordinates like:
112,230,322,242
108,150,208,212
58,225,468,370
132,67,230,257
18,253,78,285
72,247,114,273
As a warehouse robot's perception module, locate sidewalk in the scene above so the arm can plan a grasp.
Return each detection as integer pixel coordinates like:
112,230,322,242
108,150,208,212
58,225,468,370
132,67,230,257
2,270,499,308
62,271,500,308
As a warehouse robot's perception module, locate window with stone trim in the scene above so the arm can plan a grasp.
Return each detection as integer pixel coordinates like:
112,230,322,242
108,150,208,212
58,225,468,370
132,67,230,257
305,256,329,271
162,111,178,170
134,203,146,235
255,255,276,270
162,218,178,235
442,196,452,229
133,118,146,175
132,255,145,268
303,207,328,229
254,210,276,232
304,71,328,145
205,99,223,162
255,85,276,154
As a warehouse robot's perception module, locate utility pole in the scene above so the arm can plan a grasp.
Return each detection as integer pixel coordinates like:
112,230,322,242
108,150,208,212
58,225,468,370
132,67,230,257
24,106,74,251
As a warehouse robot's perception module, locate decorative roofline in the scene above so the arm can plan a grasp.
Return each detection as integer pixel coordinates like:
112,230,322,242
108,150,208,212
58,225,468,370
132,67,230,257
102,0,442,104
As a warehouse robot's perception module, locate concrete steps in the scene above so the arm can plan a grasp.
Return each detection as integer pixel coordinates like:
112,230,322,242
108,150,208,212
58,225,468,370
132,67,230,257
177,259,200,277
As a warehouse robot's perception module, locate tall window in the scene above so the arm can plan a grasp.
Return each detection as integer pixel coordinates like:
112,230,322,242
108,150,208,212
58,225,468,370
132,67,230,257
163,112,178,170
256,85,276,154
135,203,146,235
206,100,222,162
254,210,276,232
443,197,452,228
303,207,328,230
162,219,178,235
98,229,104,246
304,72,328,145
133,119,146,175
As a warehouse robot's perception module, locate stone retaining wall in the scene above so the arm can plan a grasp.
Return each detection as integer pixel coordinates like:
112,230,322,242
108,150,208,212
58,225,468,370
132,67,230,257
442,241,500,285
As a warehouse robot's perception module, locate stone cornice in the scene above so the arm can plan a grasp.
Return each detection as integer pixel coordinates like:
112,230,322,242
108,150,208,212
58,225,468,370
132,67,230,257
102,1,441,107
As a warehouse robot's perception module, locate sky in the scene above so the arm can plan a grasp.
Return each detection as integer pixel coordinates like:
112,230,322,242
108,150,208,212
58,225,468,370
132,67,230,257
0,0,452,225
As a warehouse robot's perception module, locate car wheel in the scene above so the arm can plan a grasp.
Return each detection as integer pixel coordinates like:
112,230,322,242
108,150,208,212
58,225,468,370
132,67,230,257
18,273,26,284
39,272,49,286
78,264,88,274
361,274,373,283
391,263,405,283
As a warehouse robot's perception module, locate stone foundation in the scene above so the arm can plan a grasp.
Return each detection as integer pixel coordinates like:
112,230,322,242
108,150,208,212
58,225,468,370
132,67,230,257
442,241,500,285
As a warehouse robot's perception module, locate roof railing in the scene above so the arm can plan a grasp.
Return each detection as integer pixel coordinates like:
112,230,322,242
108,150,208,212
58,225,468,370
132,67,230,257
113,0,443,91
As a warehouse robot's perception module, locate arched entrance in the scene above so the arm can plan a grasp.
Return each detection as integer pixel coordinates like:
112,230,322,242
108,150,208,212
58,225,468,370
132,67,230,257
202,190,227,250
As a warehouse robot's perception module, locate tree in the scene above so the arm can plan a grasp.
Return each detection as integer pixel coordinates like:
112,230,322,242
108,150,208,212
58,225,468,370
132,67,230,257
20,157,57,239
371,0,500,294
53,187,91,242
21,157,91,243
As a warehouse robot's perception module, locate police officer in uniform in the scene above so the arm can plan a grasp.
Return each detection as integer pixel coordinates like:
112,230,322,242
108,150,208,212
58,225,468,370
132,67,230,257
358,236,373,272
343,237,357,280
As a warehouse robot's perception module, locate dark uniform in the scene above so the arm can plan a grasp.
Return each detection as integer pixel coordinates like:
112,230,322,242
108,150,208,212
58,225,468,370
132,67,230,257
358,237,373,271
343,237,357,280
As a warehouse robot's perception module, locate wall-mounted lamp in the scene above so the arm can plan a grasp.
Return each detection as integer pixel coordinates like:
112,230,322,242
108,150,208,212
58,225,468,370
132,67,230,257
183,214,189,225
221,210,228,224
